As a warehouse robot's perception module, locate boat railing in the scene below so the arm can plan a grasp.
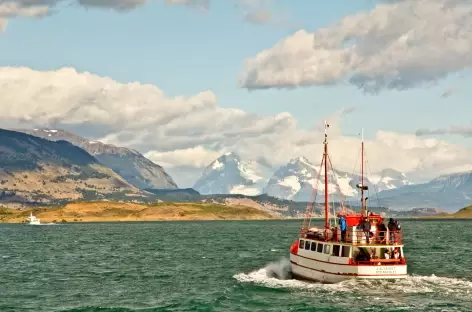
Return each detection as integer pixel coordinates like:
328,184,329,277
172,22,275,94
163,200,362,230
342,230,403,245
303,229,403,245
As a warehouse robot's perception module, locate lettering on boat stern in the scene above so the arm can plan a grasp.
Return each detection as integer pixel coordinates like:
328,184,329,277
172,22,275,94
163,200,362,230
375,266,397,274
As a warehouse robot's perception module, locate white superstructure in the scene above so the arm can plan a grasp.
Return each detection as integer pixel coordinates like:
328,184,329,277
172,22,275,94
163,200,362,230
26,212,41,225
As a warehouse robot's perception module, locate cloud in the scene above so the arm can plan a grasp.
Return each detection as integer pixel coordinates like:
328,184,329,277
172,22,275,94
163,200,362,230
0,0,286,30
1,66,472,186
235,0,273,25
416,125,472,137
163,0,209,9
145,146,222,168
0,1,51,30
240,0,472,92
77,0,148,10
440,88,459,98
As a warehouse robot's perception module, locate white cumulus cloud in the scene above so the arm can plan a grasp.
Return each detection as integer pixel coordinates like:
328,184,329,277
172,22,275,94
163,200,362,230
0,66,471,186
240,0,472,92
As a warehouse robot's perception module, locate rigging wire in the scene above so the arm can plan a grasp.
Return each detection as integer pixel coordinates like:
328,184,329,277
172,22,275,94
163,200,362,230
348,146,362,211
327,154,347,218
301,155,324,235
364,149,383,209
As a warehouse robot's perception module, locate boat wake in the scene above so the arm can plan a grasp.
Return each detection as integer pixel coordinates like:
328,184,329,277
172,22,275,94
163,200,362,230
233,258,472,296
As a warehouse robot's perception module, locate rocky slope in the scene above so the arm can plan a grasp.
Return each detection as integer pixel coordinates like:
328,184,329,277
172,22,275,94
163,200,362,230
17,128,178,190
0,129,140,206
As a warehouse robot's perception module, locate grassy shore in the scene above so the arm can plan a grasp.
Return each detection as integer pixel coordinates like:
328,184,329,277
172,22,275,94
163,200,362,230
0,201,276,223
424,206,472,219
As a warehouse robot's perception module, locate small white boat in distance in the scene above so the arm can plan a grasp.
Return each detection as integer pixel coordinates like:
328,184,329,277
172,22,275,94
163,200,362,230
26,212,41,225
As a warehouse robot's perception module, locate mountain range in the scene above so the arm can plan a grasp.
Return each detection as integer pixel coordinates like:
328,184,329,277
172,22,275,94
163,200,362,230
0,129,141,206
17,128,177,190
192,152,472,212
193,153,407,199
1,127,471,213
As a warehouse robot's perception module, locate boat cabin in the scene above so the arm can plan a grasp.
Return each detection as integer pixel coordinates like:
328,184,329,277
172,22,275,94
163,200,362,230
294,212,405,266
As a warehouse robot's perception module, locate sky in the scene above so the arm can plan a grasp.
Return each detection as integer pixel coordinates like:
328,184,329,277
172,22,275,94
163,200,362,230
1,0,472,187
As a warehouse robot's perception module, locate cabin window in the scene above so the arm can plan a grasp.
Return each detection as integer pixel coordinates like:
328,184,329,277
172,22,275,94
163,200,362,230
341,246,350,257
317,243,323,253
305,241,311,250
310,242,317,251
299,240,304,249
324,244,331,254
332,245,340,257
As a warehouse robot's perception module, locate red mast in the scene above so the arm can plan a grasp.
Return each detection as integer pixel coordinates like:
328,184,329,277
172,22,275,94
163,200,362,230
324,121,329,229
361,128,365,217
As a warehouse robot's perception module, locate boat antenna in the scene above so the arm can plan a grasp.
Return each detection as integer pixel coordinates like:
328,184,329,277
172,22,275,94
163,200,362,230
324,120,329,230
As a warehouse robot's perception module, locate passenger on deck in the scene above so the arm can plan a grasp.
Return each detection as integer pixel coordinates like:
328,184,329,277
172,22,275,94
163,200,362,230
338,214,347,242
388,218,399,243
384,249,390,259
378,222,387,243
361,217,371,243
393,248,400,259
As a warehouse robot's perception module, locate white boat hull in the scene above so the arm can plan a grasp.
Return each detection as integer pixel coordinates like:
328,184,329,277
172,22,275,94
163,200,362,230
290,253,407,284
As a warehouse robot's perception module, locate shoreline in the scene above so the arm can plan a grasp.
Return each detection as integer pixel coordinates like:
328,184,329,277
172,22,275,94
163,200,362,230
0,201,280,224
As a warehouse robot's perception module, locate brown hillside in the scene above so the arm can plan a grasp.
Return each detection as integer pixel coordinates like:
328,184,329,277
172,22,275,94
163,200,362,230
0,201,275,223
0,129,140,206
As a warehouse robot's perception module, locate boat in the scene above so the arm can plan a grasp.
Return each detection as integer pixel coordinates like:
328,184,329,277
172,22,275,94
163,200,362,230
289,121,407,283
26,212,41,225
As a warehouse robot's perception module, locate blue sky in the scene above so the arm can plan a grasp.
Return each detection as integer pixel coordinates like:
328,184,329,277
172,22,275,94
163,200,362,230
1,0,470,145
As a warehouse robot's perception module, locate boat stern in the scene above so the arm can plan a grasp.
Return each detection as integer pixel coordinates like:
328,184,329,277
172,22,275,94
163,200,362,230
355,263,408,279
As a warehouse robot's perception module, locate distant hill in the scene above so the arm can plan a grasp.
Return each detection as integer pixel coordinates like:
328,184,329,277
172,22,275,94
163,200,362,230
16,128,178,190
145,188,200,201
0,201,275,223
448,205,472,218
0,129,142,206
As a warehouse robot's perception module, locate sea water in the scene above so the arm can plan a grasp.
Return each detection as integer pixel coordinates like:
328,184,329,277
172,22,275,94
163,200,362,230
0,219,471,311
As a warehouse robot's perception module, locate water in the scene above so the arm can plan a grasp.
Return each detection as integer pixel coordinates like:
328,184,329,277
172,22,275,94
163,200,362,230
1,219,471,312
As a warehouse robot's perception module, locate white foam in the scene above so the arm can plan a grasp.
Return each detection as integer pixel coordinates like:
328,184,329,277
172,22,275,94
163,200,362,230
234,259,472,296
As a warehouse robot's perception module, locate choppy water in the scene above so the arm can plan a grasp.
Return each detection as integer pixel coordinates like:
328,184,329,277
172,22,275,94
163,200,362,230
1,219,471,312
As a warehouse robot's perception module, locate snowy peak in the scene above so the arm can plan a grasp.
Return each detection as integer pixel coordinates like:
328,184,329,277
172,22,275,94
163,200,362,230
193,154,414,201
264,156,364,201
193,152,271,196
370,168,411,191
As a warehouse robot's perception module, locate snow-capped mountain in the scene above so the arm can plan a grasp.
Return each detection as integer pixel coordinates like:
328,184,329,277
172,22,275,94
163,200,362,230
376,170,472,211
193,152,272,195
193,154,414,201
263,156,371,202
369,168,411,192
